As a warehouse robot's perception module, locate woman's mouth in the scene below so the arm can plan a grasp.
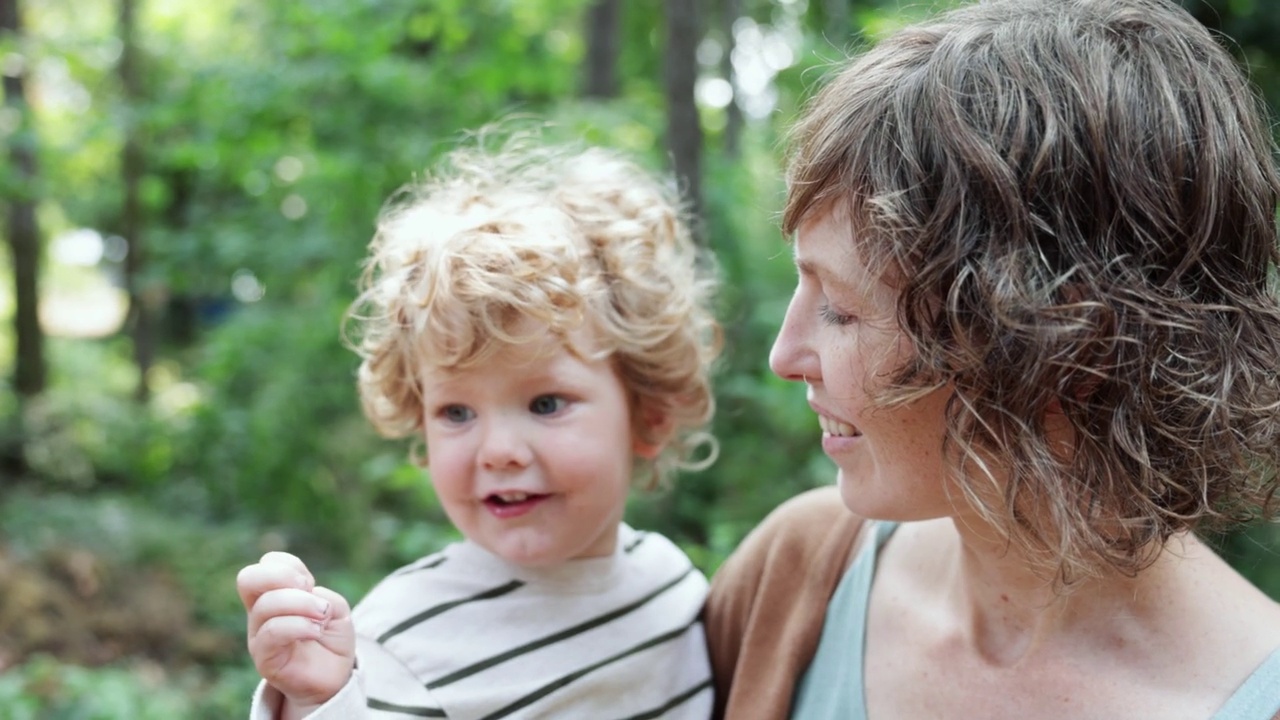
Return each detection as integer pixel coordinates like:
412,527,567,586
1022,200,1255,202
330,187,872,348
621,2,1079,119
819,415,860,437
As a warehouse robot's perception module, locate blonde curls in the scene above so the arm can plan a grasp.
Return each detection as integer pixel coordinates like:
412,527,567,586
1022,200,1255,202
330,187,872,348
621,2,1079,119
345,133,720,489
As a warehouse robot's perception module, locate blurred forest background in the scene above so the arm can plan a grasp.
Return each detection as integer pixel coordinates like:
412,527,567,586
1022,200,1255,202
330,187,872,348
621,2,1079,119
1,0,1279,716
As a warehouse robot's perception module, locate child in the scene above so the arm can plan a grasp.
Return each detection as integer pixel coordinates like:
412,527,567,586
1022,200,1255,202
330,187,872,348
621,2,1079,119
237,136,720,720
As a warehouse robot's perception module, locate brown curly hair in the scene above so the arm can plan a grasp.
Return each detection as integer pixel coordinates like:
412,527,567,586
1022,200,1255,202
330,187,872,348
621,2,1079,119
784,0,1280,582
346,135,720,489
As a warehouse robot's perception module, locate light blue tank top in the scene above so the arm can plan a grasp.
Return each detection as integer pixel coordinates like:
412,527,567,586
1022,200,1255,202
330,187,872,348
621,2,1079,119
791,520,897,720
790,521,1280,720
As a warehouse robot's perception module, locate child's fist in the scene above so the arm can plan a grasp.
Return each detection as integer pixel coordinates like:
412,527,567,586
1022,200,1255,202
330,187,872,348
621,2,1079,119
237,552,356,712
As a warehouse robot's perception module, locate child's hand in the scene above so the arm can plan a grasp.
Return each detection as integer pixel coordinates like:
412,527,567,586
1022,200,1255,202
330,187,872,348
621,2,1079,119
237,552,356,714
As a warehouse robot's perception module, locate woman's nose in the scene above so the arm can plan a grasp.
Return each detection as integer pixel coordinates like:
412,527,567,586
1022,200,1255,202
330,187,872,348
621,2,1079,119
769,290,819,384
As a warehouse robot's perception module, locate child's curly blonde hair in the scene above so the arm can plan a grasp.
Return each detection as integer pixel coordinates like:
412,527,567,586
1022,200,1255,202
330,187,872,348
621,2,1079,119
346,136,720,489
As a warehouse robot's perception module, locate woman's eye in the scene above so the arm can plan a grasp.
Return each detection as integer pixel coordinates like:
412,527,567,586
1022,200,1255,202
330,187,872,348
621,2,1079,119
440,404,474,423
529,395,568,416
819,303,857,326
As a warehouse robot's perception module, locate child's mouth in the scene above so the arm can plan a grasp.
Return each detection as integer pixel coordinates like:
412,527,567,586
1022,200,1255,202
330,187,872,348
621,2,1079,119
484,492,549,518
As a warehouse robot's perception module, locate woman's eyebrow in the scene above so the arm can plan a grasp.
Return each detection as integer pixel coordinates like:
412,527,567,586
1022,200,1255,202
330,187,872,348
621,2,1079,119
797,255,866,292
795,257,819,278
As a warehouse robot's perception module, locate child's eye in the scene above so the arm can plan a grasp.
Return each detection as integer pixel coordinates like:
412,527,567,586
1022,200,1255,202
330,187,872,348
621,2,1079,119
439,404,475,424
819,303,857,326
529,395,568,416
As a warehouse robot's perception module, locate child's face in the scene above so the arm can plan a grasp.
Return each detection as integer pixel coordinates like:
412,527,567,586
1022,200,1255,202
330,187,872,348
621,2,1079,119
418,331,641,567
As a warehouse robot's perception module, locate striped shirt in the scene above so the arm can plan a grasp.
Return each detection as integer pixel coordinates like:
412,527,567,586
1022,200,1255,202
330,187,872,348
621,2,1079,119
251,524,712,719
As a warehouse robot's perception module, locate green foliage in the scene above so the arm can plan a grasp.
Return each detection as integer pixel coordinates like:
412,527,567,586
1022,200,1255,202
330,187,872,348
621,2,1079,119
13,339,165,489
0,656,261,720
4,0,1280,716
1213,522,1280,600
0,487,257,638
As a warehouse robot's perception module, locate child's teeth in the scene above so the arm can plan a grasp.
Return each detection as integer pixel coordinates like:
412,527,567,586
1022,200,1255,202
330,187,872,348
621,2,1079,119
499,492,528,502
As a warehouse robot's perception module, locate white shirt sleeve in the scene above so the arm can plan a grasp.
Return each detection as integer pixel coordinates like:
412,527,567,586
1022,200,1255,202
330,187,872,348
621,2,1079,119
247,634,446,719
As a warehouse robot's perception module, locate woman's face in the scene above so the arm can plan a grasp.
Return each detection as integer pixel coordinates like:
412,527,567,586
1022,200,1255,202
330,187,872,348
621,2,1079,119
769,209,959,521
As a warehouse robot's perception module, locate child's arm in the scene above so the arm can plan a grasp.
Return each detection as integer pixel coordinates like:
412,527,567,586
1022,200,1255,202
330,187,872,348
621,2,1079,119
248,631,448,720
237,552,356,719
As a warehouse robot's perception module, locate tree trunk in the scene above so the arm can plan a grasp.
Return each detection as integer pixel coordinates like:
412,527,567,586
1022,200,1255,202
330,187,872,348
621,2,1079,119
720,0,743,157
119,0,152,402
583,0,620,98
0,0,45,400
664,0,705,241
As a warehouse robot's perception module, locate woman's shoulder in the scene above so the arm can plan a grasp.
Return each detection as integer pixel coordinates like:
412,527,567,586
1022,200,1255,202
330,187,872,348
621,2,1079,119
742,484,859,551
709,484,865,603
752,481,855,527
1143,536,1280,719
768,483,850,520
1180,535,1280,640
704,485,867,720
1203,546,1280,639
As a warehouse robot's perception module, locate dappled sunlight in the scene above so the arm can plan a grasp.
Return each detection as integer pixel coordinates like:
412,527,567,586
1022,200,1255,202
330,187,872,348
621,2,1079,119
39,281,128,339
4,0,1279,715
39,229,129,339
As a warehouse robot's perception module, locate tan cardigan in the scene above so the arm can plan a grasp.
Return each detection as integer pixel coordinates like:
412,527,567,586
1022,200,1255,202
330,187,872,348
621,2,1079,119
704,486,867,720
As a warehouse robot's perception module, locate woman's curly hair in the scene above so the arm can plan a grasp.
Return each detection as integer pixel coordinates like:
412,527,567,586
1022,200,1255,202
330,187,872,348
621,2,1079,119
346,135,720,489
784,0,1280,582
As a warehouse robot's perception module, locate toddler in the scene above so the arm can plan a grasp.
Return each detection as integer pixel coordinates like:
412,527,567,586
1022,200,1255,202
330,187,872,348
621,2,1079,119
237,137,720,720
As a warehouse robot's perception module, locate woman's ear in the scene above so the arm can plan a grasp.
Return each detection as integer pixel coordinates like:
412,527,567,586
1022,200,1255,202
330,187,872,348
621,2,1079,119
633,406,674,460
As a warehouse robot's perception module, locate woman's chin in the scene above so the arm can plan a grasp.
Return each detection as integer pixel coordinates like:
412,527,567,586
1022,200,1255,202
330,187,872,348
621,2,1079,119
836,471,950,522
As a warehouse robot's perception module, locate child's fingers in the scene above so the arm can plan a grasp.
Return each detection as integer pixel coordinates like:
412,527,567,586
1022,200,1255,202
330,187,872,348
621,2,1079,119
236,554,315,610
310,586,352,622
257,551,310,575
250,613,327,663
308,586,357,659
247,587,333,637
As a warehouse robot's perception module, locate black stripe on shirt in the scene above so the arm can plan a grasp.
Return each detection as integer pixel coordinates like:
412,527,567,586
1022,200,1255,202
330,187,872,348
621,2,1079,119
393,555,448,576
367,697,447,717
377,579,525,644
610,677,713,720
475,616,703,720
623,532,648,553
425,566,697,690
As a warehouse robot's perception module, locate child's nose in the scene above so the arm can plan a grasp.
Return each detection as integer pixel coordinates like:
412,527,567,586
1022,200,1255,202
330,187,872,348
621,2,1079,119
477,418,534,470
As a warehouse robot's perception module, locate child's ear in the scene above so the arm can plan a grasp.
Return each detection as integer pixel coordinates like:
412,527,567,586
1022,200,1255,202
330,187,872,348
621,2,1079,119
633,439,663,460
633,407,674,460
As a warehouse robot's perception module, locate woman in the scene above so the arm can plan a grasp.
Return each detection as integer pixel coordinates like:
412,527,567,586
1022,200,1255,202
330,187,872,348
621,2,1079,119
706,0,1280,718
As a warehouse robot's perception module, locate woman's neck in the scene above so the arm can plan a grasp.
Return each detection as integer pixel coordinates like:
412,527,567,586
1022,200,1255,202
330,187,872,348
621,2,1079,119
902,516,1190,667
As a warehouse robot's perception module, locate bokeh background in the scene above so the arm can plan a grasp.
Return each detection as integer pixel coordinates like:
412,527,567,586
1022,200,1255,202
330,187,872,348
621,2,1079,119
1,0,1278,716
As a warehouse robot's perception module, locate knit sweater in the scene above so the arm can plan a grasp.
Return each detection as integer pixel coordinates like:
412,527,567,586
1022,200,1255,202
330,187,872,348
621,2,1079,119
704,486,865,720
